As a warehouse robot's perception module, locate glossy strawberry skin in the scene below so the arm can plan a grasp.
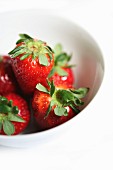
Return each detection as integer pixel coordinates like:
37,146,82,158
0,93,30,135
11,54,54,95
0,56,18,95
32,90,76,131
50,67,74,89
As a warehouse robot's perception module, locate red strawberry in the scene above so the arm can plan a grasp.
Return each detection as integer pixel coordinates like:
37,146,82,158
50,67,74,89
48,44,75,88
32,81,89,131
0,93,30,135
0,55,18,95
8,34,54,95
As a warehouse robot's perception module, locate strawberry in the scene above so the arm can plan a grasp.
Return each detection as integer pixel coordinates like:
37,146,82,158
32,81,89,131
0,55,18,95
48,44,75,88
8,34,54,95
0,93,30,135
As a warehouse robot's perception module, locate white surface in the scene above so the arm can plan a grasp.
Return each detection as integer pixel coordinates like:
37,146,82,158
0,0,113,170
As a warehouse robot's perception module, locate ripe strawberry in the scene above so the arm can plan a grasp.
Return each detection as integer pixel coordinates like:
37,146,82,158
0,93,30,135
0,55,18,95
48,44,75,88
32,81,89,131
8,34,54,95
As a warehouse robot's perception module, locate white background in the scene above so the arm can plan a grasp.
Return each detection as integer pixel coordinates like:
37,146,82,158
0,0,113,169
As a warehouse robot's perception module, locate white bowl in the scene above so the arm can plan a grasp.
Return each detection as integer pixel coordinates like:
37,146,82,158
0,10,104,147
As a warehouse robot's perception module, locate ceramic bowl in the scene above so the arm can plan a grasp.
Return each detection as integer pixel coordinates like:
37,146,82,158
0,10,104,147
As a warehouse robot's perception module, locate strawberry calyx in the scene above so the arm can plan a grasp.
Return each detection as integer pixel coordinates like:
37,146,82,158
36,80,89,118
48,44,75,78
8,34,54,66
0,96,25,135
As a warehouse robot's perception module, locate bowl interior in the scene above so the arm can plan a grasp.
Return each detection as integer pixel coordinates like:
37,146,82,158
0,10,104,135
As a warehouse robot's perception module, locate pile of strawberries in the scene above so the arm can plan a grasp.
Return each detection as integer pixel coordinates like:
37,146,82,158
0,34,89,135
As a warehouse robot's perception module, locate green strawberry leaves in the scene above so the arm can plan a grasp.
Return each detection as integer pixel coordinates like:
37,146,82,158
20,53,30,60
54,44,71,65
16,39,26,44
9,33,54,67
19,33,33,40
56,90,75,104
3,120,15,136
55,67,68,76
36,81,89,118
54,106,68,116
54,44,62,56
0,96,8,103
0,121,2,130
69,104,80,114
36,83,49,94
55,53,71,67
70,88,89,99
0,96,25,135
48,68,56,78
50,80,55,96
8,46,25,55
0,96,19,114
48,67,68,78
8,114,25,123
48,43,73,78
39,54,49,66
16,34,33,44
36,80,55,97
44,103,52,119
0,105,12,113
